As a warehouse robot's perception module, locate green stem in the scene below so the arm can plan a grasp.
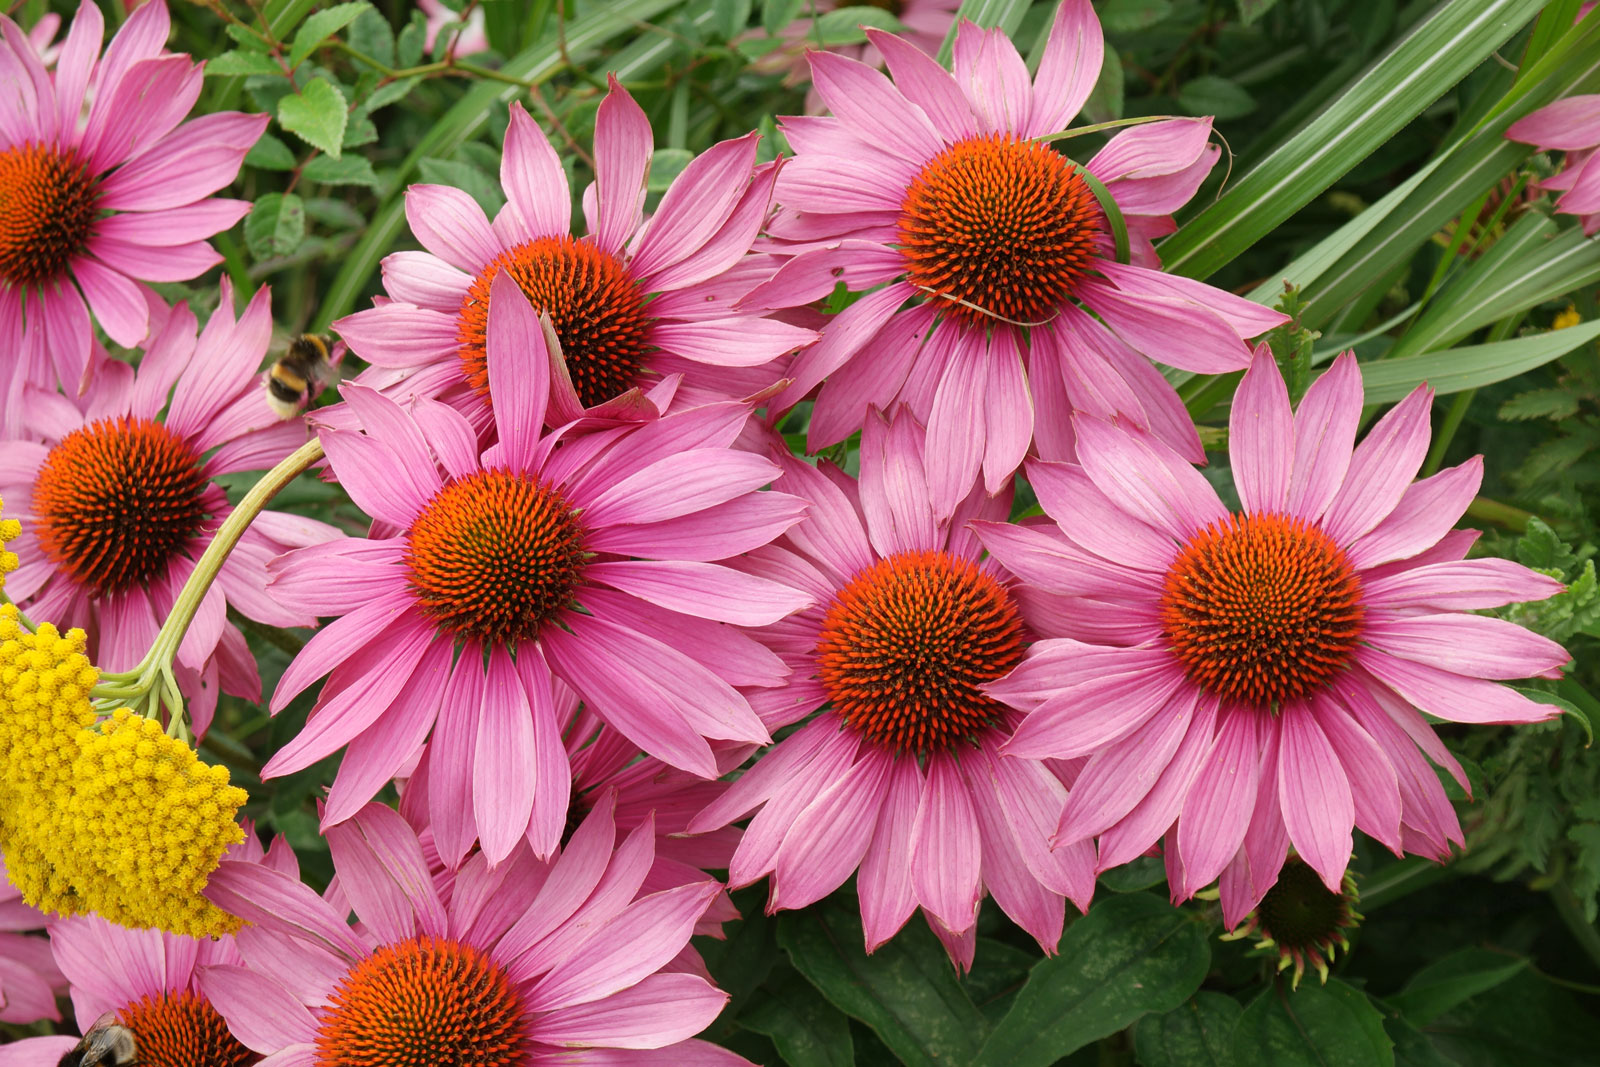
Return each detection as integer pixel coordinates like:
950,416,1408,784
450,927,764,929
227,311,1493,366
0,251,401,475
1465,495,1539,532
91,439,325,727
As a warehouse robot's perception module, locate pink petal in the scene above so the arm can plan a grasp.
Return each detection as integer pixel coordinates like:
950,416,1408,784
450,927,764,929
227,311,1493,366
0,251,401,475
858,755,922,951
1055,689,1196,847
1174,708,1261,897
1072,415,1228,542
1276,710,1354,892
588,559,810,625
910,755,982,935
1345,457,1481,570
1365,614,1569,680
534,972,728,1050
486,269,549,467
982,328,1033,493
325,803,448,943
69,255,148,347
500,102,571,241
197,965,318,1053
1025,459,1177,573
474,646,539,865
630,134,759,279
1077,277,1252,374
925,329,987,519
429,655,485,868
203,860,366,960
866,27,976,142
406,184,503,273
1313,697,1402,853
1322,384,1434,546
1362,558,1564,612
1094,692,1219,870
581,449,780,527
1287,352,1362,522
1506,95,1600,150
771,748,894,910
1027,0,1103,138
593,78,651,255
811,50,945,163
1229,346,1293,515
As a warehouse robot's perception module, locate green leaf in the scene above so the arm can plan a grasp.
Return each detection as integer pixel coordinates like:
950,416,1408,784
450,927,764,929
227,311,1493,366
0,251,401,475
288,1,373,70
315,0,689,330
244,132,297,171
366,76,419,112
207,50,283,76
342,113,379,149
1236,0,1282,26
1514,688,1592,745
1178,76,1257,120
1100,0,1172,32
1499,387,1582,422
937,0,1032,63
396,11,426,67
1345,319,1600,405
1134,992,1242,1067
1235,980,1394,1067
813,6,904,45
244,192,305,259
739,969,855,1067
647,147,695,194
1383,1014,1459,1067
713,0,753,40
764,0,808,34
963,938,1038,1024
1430,971,1600,1066
1386,949,1530,1026
278,78,348,159
776,904,989,1067
973,894,1211,1067
347,7,396,68
225,23,273,51
212,0,319,111
1084,46,1124,123
302,155,379,188
1160,0,1549,281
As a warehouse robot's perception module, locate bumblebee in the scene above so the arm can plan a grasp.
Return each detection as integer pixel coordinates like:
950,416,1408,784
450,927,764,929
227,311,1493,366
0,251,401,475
266,333,339,418
57,1015,138,1067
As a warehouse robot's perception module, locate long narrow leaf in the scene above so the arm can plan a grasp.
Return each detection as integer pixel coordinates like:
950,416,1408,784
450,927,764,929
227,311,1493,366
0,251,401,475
937,0,1034,62
1353,320,1600,405
314,0,686,330
1158,0,1546,281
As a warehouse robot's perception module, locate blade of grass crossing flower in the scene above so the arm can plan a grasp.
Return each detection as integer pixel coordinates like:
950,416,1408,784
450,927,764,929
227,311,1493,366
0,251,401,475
1342,320,1600,405
937,0,1034,63
314,0,686,330
1158,0,1548,281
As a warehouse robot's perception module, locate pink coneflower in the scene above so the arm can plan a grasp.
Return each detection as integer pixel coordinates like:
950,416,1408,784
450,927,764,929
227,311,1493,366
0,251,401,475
0,0,266,412
0,832,278,1066
974,347,1569,925
200,800,746,1066
754,0,1284,515
689,408,1096,970
748,0,962,114
419,0,489,57
334,79,814,428
1506,94,1600,234
0,852,65,1026
0,282,339,734
268,275,810,867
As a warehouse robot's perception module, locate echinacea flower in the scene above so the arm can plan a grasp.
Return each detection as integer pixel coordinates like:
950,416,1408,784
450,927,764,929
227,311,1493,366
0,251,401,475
0,282,340,732
1506,94,1600,234
200,800,748,1066
0,831,280,1066
1218,854,1360,988
334,79,814,427
689,408,1096,970
0,0,266,411
0,610,250,937
268,276,811,868
747,0,961,114
975,347,1569,925
754,0,1284,514
0,852,67,1025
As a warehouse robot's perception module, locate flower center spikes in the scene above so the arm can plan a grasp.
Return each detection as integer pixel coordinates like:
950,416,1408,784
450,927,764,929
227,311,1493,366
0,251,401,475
898,134,1103,327
120,991,260,1067
33,417,210,595
1248,854,1359,987
817,551,1026,754
315,936,529,1067
458,235,655,409
405,469,587,646
1161,513,1363,708
0,144,99,289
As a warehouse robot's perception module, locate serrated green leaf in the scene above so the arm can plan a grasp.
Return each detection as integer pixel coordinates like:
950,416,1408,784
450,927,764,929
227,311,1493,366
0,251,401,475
1178,76,1256,119
1344,319,1600,405
1134,992,1242,1067
207,50,283,77
224,22,273,51
740,969,855,1067
1386,949,1530,1025
288,1,373,69
1500,387,1583,422
777,904,989,1067
348,7,395,68
244,192,305,259
1234,980,1394,1067
278,78,348,159
366,76,418,112
396,11,426,67
244,132,297,171
1161,0,1550,281
1100,0,1172,33
973,894,1211,1067
302,155,379,187
343,113,378,149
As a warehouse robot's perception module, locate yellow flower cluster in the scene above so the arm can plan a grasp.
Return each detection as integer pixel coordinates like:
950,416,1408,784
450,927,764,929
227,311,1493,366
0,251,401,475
0,493,18,589
0,606,247,937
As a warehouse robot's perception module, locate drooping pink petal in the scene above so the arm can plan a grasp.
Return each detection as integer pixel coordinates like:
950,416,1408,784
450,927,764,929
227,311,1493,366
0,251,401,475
1276,709,1354,892
857,755,922,952
910,755,982,935
771,748,894,911
1174,708,1261,898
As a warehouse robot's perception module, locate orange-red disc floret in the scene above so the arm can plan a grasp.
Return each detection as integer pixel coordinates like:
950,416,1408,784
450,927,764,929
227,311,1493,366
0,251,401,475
314,936,529,1067
897,133,1104,327
33,416,210,595
0,143,100,289
405,468,587,645
1160,513,1364,708
120,990,261,1067
457,235,655,409
817,550,1026,755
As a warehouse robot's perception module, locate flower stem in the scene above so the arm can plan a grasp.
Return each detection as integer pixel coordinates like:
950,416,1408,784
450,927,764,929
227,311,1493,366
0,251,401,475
92,438,326,729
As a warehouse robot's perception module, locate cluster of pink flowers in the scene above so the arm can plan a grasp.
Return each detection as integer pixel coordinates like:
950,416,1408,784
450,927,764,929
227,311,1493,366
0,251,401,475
0,0,1578,1060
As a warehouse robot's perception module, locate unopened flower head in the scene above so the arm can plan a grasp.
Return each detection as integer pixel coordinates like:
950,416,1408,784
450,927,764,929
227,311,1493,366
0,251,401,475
0,0,268,411
756,0,1286,515
1220,855,1361,989
976,347,1569,925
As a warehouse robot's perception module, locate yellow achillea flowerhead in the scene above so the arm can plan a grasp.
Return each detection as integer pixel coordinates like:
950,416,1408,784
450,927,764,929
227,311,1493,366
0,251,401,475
0,492,19,588
0,607,248,937
65,710,248,937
